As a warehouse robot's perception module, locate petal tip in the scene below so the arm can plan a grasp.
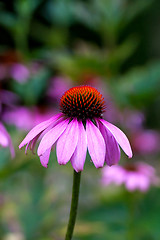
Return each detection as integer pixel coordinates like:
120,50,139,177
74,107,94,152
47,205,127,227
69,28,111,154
37,148,44,157
108,163,117,167
128,153,133,158
96,164,104,169
37,151,41,156
42,164,48,168
128,149,133,158
58,162,66,166
74,167,83,172
19,143,23,149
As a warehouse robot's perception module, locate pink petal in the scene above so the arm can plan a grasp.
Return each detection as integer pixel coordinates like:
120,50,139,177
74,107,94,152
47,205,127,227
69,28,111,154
29,134,41,153
0,129,9,147
100,119,133,158
38,119,69,156
98,121,120,166
40,148,51,168
86,120,105,168
71,121,87,172
19,113,62,149
56,119,79,165
25,133,41,154
25,142,30,154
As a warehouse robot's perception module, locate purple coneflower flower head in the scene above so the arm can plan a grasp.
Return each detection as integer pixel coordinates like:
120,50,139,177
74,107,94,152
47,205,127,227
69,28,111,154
19,86,132,172
0,122,15,157
101,162,159,192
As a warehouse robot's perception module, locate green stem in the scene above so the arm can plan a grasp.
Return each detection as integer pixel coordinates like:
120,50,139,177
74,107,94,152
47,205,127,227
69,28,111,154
65,170,81,240
127,192,136,240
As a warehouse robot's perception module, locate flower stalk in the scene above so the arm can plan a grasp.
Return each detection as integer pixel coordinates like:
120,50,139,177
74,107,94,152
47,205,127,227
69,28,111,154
65,170,81,240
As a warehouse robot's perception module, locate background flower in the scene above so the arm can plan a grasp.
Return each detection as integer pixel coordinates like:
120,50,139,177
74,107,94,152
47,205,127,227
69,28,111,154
0,122,15,157
101,162,159,192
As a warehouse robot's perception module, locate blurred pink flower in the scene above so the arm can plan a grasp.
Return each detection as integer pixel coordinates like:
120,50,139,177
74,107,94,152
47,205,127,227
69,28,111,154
101,162,159,192
118,109,160,155
47,76,73,102
3,107,56,131
10,63,30,83
0,50,30,83
122,110,145,131
131,130,160,154
19,86,132,171
0,90,18,108
0,122,15,157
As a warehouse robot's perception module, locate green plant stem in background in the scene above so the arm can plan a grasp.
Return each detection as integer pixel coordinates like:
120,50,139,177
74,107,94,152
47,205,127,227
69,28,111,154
126,192,137,240
65,170,81,240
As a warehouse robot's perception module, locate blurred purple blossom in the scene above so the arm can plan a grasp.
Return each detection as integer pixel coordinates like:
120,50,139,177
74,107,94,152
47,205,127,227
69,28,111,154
131,130,160,154
122,110,145,131
0,62,30,83
101,162,159,192
0,90,19,109
0,122,15,157
3,107,56,131
0,88,18,157
0,50,44,84
0,50,29,83
47,76,73,102
10,63,30,83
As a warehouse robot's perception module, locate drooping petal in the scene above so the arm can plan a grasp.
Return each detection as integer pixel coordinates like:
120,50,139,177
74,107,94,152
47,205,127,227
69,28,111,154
71,121,87,172
38,119,69,156
56,119,79,165
98,121,120,166
100,119,133,158
25,142,30,154
86,120,105,168
25,133,41,154
19,113,62,149
40,148,51,168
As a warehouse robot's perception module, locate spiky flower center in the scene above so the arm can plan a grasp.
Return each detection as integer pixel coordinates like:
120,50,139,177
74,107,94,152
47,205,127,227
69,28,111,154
124,164,137,172
60,86,105,120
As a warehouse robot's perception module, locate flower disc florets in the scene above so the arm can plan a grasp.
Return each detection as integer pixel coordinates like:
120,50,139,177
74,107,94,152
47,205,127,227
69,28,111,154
60,86,105,120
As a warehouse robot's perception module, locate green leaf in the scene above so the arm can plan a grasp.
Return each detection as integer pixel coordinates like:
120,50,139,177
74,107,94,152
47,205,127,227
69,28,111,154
112,61,160,108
